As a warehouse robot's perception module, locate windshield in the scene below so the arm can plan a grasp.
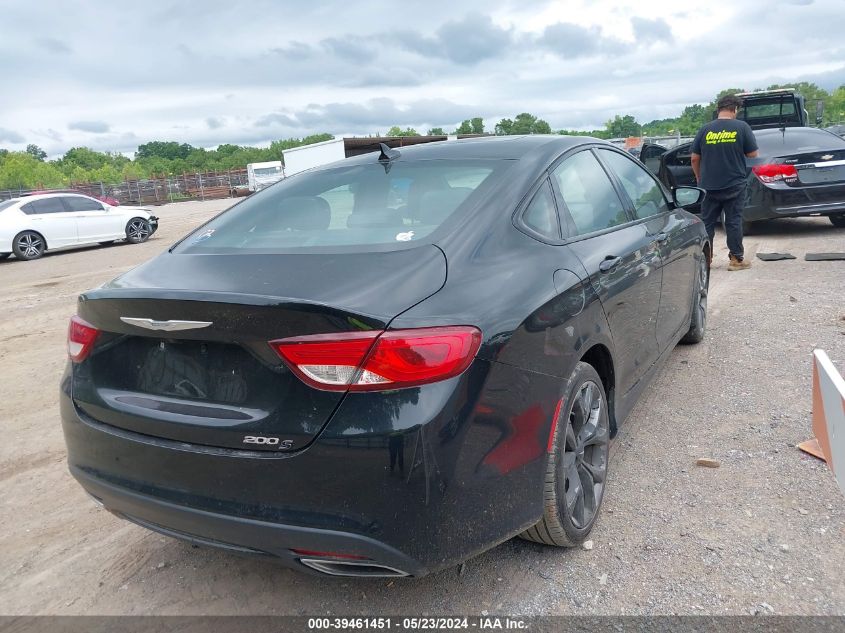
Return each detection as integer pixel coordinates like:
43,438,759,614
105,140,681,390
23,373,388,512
176,160,508,254
254,167,281,177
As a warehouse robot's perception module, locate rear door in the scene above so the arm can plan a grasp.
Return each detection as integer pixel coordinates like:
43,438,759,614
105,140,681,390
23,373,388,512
20,197,78,247
596,148,699,349
550,148,662,396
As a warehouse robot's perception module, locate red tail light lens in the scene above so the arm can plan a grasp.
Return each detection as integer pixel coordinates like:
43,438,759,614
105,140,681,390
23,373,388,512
68,316,100,362
270,326,482,392
752,163,797,183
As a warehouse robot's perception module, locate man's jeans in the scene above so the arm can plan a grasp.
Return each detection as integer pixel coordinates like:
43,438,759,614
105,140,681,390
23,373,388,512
700,184,747,259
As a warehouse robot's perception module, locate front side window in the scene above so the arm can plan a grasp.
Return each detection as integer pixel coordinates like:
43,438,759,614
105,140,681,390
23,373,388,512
62,196,104,212
175,160,509,253
552,151,628,236
21,197,65,215
598,150,669,220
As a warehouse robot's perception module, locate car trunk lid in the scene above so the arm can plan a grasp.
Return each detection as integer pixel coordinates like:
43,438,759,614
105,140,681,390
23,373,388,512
71,247,446,452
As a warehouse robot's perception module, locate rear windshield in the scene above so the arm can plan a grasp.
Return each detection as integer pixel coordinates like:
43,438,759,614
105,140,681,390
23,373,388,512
755,128,845,154
176,160,507,253
0,199,18,213
739,98,800,126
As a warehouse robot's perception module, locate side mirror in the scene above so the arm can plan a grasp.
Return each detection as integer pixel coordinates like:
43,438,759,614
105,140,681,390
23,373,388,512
673,186,706,208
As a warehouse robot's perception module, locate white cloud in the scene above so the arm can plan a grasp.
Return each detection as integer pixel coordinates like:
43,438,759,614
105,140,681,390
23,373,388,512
0,0,841,156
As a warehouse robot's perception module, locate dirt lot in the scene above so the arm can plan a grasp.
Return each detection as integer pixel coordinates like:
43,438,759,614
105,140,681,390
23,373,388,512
0,199,843,616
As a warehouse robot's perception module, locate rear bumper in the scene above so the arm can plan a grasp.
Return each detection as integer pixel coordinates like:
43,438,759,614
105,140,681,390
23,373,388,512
745,180,845,222
61,357,560,576
72,465,420,576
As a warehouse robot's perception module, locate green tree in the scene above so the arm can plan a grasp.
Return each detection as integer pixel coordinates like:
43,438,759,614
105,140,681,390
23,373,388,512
427,127,445,135
470,117,485,134
25,144,47,161
0,152,66,189
605,115,642,138
498,113,551,135
61,147,110,171
454,120,473,134
135,141,195,161
386,126,420,137
495,118,513,135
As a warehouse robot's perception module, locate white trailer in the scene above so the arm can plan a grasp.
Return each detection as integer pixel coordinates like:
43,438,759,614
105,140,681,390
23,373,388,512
282,138,346,176
247,160,284,192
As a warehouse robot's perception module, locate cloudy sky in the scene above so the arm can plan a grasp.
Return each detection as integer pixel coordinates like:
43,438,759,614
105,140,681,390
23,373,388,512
1,0,842,157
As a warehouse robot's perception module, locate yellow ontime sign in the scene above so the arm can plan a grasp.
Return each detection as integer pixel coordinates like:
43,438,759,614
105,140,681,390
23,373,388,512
705,130,738,144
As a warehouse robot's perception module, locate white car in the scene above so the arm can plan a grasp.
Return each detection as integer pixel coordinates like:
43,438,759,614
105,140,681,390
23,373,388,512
0,193,159,261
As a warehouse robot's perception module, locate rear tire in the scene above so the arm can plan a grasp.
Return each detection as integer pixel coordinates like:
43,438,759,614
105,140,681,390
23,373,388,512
742,219,754,235
681,253,709,344
126,218,152,243
829,214,845,228
519,362,610,547
12,231,46,261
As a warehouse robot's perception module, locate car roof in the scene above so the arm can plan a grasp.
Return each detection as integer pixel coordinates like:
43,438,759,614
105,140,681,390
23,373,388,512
334,135,609,167
19,192,89,201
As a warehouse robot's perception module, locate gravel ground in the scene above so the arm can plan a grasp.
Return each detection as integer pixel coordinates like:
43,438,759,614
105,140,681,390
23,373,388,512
0,199,843,616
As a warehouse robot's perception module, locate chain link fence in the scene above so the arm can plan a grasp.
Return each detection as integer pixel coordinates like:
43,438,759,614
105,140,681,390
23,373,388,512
0,169,250,205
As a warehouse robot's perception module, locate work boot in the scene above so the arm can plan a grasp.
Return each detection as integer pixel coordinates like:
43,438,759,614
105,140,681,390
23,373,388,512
728,254,751,271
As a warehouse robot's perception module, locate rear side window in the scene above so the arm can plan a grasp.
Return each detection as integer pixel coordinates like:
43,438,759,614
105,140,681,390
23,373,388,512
62,196,104,211
175,160,508,253
521,180,559,239
598,150,669,219
21,198,65,215
553,151,628,236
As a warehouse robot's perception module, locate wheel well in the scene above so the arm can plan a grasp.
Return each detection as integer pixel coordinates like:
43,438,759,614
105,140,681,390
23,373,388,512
579,344,617,436
703,240,712,264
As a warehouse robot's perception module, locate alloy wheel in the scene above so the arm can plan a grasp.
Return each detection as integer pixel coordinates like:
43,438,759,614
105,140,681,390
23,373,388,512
127,219,150,242
17,233,44,259
560,380,608,529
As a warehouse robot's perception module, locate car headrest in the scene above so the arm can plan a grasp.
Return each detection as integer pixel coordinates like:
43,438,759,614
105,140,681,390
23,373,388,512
417,187,473,225
277,196,331,230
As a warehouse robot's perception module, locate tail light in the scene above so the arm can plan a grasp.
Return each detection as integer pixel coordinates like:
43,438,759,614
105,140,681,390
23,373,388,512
68,316,100,362
752,163,798,183
270,326,482,392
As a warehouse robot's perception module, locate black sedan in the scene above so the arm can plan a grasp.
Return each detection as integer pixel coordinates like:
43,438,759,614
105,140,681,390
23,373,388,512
642,127,845,230
62,136,710,577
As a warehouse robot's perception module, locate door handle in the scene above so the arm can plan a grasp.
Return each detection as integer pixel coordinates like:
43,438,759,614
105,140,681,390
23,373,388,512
655,232,669,243
599,256,622,273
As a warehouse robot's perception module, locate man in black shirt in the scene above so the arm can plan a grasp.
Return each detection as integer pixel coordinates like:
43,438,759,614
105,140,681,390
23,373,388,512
691,94,759,271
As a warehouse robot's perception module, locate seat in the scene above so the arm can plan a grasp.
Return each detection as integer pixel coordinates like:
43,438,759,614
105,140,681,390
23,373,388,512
273,196,331,231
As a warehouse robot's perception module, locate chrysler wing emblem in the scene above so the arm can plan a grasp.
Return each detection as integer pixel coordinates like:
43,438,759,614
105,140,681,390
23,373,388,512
120,317,213,331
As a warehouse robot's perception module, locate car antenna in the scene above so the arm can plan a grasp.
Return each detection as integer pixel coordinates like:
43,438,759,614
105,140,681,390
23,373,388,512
378,142,400,162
